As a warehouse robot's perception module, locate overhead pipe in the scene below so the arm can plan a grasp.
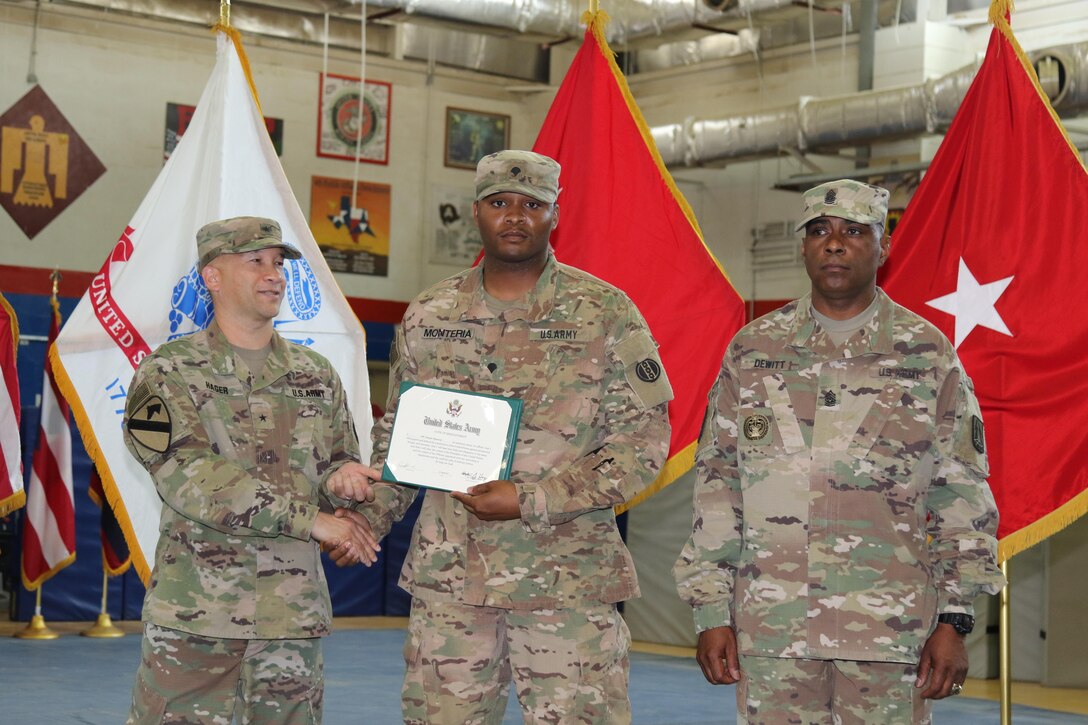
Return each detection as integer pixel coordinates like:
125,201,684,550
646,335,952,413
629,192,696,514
48,0,802,46
652,40,1088,166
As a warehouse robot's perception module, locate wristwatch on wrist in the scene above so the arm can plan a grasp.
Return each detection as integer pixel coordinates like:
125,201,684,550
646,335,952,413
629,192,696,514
938,613,975,635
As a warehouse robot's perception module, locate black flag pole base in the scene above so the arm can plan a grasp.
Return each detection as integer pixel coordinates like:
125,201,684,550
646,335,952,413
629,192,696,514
81,613,125,638
15,615,60,640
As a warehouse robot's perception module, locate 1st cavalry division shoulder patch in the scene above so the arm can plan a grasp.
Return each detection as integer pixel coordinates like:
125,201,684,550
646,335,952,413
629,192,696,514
128,396,173,453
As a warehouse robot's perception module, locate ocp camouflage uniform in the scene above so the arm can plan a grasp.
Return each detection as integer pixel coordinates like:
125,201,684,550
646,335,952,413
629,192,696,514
674,289,1004,723
365,250,673,724
123,320,359,724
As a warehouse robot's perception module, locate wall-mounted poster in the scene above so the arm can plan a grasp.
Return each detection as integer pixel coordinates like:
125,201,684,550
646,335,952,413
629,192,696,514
318,73,391,164
444,108,510,170
430,184,482,267
309,175,391,276
0,85,106,239
165,102,283,163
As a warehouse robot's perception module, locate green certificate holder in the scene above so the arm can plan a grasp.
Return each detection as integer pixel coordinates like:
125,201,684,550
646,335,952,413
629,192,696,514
381,382,522,493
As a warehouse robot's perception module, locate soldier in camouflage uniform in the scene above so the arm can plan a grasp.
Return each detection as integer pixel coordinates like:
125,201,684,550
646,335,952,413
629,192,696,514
337,150,673,724
123,216,381,725
674,180,1005,724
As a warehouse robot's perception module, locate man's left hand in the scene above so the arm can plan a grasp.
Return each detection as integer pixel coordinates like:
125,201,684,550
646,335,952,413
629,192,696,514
451,480,521,521
326,462,380,503
915,623,969,699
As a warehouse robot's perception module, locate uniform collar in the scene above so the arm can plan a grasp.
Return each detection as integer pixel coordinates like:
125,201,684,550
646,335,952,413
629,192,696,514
204,319,292,386
457,249,559,323
786,287,896,357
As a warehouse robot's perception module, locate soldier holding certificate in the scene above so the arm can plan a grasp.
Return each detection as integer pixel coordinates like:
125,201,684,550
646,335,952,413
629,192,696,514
336,150,673,724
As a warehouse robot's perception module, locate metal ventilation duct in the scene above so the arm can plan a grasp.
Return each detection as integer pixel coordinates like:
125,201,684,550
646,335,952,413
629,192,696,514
652,40,1088,166
359,0,795,44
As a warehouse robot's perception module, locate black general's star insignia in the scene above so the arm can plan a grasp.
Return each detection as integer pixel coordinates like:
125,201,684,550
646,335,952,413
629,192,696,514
259,414,267,422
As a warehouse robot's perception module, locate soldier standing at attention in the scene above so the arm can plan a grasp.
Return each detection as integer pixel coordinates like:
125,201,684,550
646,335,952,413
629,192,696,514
123,216,381,725
330,150,673,724
674,180,1006,724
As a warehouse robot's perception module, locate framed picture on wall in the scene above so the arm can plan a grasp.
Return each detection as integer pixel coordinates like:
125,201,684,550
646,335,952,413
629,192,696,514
444,108,510,170
317,73,391,164
309,175,392,276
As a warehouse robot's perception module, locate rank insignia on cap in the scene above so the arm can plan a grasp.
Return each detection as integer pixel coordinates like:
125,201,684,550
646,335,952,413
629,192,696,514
128,395,173,453
824,189,837,205
743,414,770,441
510,166,521,176
635,358,662,383
971,415,985,454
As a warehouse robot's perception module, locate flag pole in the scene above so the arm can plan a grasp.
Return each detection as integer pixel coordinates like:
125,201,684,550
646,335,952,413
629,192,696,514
999,559,1012,724
15,587,59,639
589,0,599,13
220,0,230,28
81,568,125,638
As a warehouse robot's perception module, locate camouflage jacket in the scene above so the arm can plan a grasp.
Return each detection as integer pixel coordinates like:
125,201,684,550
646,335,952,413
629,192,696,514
674,290,1004,663
123,321,359,639
366,252,673,609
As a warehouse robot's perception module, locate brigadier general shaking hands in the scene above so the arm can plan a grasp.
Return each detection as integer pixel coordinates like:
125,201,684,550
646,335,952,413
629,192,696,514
122,216,381,725
329,150,674,724
674,180,1005,724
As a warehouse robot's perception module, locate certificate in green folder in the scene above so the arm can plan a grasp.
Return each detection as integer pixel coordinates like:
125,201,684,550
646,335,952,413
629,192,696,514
381,382,523,493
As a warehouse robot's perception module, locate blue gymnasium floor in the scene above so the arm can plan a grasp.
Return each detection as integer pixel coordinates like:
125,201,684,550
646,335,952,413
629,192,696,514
2,625,1085,724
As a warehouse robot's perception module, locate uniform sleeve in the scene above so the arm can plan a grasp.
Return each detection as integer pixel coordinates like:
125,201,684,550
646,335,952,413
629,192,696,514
362,325,422,539
927,364,1005,615
123,356,318,541
317,360,363,511
673,351,744,632
517,303,673,531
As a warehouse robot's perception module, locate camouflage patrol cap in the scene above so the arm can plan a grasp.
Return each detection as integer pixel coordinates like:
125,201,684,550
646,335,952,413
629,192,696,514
794,179,889,232
196,216,302,271
474,150,561,204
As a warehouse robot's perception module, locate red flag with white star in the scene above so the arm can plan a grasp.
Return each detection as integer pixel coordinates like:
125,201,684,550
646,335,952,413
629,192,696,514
532,11,746,508
879,1,1088,560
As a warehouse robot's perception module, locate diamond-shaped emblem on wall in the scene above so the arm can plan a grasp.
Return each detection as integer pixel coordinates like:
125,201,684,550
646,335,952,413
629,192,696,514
0,85,106,239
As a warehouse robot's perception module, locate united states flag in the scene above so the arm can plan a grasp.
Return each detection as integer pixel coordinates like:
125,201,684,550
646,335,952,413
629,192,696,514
0,291,23,516
21,296,75,589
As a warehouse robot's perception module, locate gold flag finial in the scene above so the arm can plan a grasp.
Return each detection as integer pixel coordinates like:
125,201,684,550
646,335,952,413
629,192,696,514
49,268,60,298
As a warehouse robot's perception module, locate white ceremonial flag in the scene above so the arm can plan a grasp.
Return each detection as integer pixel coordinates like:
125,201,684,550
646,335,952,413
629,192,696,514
51,31,372,582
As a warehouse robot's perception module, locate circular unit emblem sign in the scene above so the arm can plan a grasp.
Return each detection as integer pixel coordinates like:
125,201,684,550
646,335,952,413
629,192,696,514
330,91,379,148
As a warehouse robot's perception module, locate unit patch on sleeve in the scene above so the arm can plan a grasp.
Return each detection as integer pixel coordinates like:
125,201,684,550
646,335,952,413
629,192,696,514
971,415,985,454
127,395,173,453
635,358,661,383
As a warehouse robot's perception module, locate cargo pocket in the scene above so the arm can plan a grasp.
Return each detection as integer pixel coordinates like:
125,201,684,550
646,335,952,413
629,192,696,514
572,610,632,723
128,671,167,724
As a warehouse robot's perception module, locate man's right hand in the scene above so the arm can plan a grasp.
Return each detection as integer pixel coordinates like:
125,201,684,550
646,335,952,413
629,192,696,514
696,626,742,685
311,509,380,567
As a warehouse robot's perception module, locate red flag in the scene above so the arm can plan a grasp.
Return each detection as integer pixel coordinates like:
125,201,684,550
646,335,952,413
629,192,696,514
21,296,75,589
533,11,746,507
880,1,1088,561
1,292,24,515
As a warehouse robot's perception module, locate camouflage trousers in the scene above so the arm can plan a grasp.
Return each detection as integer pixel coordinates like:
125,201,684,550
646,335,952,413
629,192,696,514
126,623,323,725
402,597,631,725
736,655,932,725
